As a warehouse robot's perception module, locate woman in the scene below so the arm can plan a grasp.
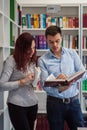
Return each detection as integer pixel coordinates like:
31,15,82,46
0,32,39,130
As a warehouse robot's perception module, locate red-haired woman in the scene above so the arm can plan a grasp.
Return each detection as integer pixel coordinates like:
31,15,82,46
0,32,39,130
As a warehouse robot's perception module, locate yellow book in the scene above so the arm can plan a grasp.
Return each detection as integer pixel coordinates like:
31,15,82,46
33,14,39,28
62,16,67,28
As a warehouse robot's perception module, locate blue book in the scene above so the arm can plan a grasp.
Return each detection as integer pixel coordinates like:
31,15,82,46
26,14,31,28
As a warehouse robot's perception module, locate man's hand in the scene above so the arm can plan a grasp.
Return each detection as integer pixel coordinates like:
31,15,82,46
56,73,68,80
58,84,71,93
56,73,73,92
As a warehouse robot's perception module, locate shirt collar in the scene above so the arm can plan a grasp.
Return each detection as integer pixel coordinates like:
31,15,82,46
49,47,65,57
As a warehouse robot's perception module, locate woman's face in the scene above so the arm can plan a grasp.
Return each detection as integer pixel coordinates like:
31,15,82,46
29,40,36,57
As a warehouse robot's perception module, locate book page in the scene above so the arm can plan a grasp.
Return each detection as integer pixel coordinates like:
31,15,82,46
46,74,56,81
46,74,66,82
67,70,85,82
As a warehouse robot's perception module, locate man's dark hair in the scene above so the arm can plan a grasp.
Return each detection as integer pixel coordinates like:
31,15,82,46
45,25,62,38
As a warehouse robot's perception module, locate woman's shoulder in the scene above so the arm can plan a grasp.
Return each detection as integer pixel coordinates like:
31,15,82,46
5,55,16,66
6,55,14,61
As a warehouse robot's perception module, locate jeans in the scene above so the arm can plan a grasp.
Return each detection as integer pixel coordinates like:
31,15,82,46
47,97,84,130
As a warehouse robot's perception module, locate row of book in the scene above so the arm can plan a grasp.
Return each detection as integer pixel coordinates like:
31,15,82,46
82,36,87,49
82,79,87,91
82,56,87,69
34,35,48,49
36,114,87,129
36,114,49,130
10,34,78,50
33,35,78,50
18,11,87,28
22,13,79,29
63,35,87,49
36,114,70,130
11,34,87,51
62,35,78,49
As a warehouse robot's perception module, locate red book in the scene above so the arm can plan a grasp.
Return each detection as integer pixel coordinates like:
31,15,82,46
68,17,73,28
75,17,79,28
83,14,87,28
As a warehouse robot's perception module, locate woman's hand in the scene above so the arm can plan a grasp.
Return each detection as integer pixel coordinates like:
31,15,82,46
19,73,34,86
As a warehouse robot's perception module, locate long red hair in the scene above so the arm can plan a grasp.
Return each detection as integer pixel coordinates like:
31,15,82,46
13,32,37,71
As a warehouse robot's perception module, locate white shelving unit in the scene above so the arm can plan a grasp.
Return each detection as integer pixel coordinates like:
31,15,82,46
35,90,47,113
21,3,87,117
21,4,81,115
0,0,21,129
0,0,87,129
80,4,87,115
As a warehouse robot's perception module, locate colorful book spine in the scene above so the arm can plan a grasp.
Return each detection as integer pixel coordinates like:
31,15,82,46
36,114,49,130
68,17,73,28
26,14,31,28
46,15,51,28
58,16,63,28
31,14,34,28
34,35,39,49
82,79,87,91
83,13,87,28
38,35,44,49
43,35,47,49
62,17,67,28
18,5,22,25
22,15,27,28
33,14,40,28
51,17,57,26
40,14,46,28
74,17,79,28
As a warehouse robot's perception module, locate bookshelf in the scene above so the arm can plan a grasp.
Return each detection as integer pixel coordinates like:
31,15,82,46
0,0,21,130
10,0,22,53
20,3,87,129
80,4,87,116
21,3,80,99
20,4,80,130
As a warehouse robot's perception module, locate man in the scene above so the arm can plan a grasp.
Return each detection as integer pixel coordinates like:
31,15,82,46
38,25,86,130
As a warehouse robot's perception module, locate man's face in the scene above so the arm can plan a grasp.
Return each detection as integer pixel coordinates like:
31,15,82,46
47,33,62,54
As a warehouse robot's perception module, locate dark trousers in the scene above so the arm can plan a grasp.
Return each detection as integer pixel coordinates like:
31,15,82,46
47,97,84,130
8,103,38,130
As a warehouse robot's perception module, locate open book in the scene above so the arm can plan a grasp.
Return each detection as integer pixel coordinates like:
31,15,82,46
44,70,85,87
